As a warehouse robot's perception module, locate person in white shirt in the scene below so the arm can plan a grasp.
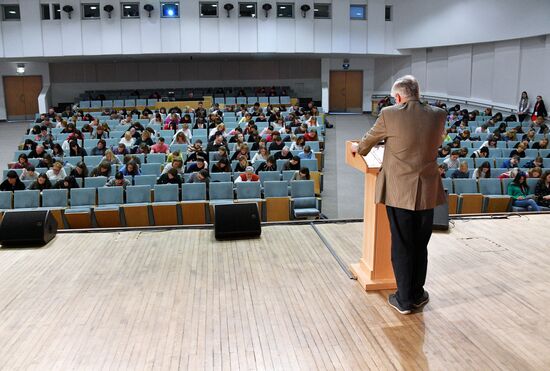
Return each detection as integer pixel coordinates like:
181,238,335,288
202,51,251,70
474,124,488,134
251,147,270,164
119,131,136,148
173,123,192,141
443,151,460,169
46,162,67,183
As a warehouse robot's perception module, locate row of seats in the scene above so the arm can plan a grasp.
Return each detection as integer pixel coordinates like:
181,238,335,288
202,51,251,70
443,141,548,151
442,178,549,214
0,180,320,229
444,168,549,178
438,157,549,168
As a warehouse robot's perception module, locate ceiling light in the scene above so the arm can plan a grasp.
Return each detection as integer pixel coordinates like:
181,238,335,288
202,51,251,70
124,5,132,9
280,6,286,9
16,64,25,74
246,5,253,8
90,6,97,10
212,4,217,6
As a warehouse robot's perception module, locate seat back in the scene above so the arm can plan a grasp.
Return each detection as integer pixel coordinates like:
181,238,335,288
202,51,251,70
146,153,166,164
83,155,103,168
41,189,68,207
84,176,108,188
13,190,40,209
154,184,179,202
290,180,315,198
98,187,124,206
209,182,234,201
300,158,318,171
0,191,13,209
70,188,96,207
126,185,151,203
236,182,261,199
210,173,232,182
441,178,453,193
478,178,503,195
264,181,288,197
453,179,478,194
259,171,281,185
181,183,207,201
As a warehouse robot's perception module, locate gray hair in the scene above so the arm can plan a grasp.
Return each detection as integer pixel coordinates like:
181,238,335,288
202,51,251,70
391,75,420,99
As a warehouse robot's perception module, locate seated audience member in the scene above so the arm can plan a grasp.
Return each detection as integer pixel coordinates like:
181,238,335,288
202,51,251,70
70,161,89,179
119,161,141,176
20,166,39,182
28,145,46,159
150,137,170,154
472,161,491,180
451,161,470,179
458,147,469,158
443,150,460,169
185,157,207,173
525,156,544,169
234,155,249,173
119,131,136,148
10,153,30,170
290,137,306,151
255,156,277,173
54,175,79,190
51,143,64,159
157,168,183,186
283,156,301,171
298,145,314,160
174,123,192,140
28,173,52,191
101,150,121,166
171,132,190,146
509,143,527,158
90,161,113,178
0,170,26,191
269,133,285,151
46,162,67,182
251,147,270,164
292,167,311,181
90,139,107,156
507,172,540,211
68,140,87,157
211,158,231,173
163,158,185,175
528,167,542,179
274,146,293,161
474,124,488,134
38,154,54,169
102,172,127,187
470,146,489,159
186,142,208,163
113,143,129,156
206,133,226,153
230,143,250,161
438,163,448,178
234,166,259,183
303,128,319,142
502,155,520,169
534,170,550,208
92,125,109,140
531,138,548,150
438,145,451,158
135,130,154,147
188,169,210,184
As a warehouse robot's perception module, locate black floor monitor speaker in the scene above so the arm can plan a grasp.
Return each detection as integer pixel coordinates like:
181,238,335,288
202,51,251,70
0,210,58,246
433,190,449,231
214,203,261,240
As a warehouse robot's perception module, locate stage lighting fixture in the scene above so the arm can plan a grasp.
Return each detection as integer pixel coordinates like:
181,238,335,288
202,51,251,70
300,4,311,18
262,3,272,17
103,5,114,18
161,2,179,18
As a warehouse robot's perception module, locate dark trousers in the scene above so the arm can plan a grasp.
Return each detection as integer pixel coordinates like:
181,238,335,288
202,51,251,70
386,206,434,309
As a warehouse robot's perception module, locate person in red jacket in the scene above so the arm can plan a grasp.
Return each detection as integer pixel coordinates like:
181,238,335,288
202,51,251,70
234,166,259,183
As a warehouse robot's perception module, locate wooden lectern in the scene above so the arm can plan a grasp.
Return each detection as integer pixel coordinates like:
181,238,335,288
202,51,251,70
345,141,397,291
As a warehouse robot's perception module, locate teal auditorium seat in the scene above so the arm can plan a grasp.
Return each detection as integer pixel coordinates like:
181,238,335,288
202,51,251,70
152,184,179,225
259,171,281,185
209,182,234,205
290,180,320,218
13,190,40,209
65,188,96,228
122,185,151,227
264,181,288,197
134,175,157,187
84,176,107,188
0,191,13,210
210,173,232,182
95,187,124,227
181,183,208,224
236,182,261,200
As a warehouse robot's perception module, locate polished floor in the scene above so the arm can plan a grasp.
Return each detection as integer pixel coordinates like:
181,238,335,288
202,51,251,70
0,215,549,370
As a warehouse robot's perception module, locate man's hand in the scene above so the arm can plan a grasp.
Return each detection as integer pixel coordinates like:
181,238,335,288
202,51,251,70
544,195,550,200
350,142,359,156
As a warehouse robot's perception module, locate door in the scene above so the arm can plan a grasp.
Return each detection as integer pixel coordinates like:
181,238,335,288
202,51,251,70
329,71,363,113
3,76,43,120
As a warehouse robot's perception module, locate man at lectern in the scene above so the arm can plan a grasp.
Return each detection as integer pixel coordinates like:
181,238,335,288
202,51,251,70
351,75,447,314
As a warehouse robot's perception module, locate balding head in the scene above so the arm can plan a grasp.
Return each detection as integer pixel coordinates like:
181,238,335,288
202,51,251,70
391,75,420,103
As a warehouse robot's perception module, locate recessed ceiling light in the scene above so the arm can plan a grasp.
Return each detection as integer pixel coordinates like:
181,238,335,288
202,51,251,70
246,5,253,8
212,4,217,7
124,5,132,9
90,6,97,10
9,10,16,14
280,6,286,9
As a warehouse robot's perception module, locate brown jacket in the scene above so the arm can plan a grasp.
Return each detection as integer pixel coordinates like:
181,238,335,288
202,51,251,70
358,100,447,211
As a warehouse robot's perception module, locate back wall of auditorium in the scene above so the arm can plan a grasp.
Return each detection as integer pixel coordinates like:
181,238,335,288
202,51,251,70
0,0,549,119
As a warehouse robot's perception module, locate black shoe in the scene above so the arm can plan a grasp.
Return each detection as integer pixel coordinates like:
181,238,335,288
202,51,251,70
413,291,429,309
388,294,412,315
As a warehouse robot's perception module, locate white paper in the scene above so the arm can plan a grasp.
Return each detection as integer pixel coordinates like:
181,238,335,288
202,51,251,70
363,146,384,168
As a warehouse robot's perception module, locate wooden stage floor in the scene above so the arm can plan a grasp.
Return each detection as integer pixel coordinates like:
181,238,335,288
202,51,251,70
0,215,549,370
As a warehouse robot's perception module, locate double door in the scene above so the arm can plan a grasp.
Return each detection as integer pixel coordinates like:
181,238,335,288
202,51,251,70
3,76,43,120
329,71,363,113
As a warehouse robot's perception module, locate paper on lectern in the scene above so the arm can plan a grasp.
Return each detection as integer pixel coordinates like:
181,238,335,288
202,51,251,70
363,145,384,168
